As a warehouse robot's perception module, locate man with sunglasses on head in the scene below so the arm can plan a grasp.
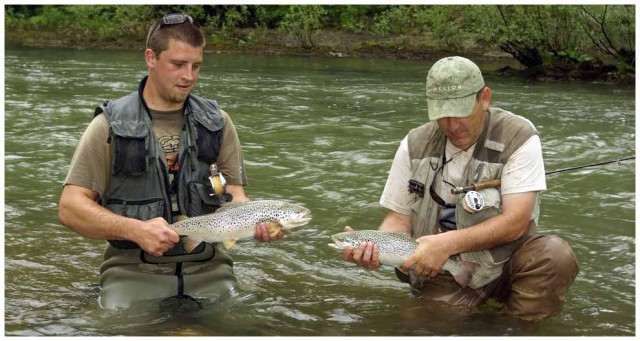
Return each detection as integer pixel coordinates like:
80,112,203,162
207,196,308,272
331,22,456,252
341,56,579,321
59,14,280,309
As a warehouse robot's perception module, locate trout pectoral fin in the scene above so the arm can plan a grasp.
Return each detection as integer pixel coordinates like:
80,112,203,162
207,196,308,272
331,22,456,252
267,221,283,238
223,239,237,249
183,236,204,253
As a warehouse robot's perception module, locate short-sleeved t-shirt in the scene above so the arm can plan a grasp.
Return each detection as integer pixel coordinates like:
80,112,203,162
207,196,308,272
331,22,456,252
379,134,547,216
63,108,248,200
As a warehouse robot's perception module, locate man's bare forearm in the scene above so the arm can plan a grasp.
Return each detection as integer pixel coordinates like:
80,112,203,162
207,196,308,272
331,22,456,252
378,210,412,235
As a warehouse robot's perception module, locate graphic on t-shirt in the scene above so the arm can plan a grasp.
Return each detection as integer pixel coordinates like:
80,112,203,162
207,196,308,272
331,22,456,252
159,135,180,172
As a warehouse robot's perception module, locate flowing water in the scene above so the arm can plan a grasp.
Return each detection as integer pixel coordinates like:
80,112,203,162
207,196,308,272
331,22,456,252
4,46,635,336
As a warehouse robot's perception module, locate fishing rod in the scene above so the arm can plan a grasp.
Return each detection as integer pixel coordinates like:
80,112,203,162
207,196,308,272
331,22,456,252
451,156,635,195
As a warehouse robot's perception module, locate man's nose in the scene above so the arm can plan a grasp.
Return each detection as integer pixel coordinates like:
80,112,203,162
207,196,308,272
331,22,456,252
183,65,195,80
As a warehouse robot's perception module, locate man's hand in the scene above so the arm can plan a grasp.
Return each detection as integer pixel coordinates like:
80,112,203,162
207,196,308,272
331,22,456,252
130,217,180,257
254,221,285,242
401,234,452,278
341,226,381,270
225,185,284,242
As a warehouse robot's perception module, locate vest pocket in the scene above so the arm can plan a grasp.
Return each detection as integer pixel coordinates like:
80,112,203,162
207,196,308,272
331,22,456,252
455,188,501,229
104,198,165,249
105,198,165,221
195,121,221,163
110,120,148,176
186,181,222,217
113,136,147,176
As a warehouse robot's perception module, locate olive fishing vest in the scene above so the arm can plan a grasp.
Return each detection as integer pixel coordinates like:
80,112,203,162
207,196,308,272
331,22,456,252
95,76,231,262
407,107,540,289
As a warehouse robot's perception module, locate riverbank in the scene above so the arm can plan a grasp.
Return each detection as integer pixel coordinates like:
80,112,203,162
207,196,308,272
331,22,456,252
5,27,504,59
6,27,633,84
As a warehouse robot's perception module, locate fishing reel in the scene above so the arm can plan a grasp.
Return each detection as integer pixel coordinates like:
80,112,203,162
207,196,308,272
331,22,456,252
461,190,485,214
209,163,227,196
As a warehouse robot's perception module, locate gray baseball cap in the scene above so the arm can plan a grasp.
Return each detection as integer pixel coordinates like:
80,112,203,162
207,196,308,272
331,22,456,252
426,56,485,121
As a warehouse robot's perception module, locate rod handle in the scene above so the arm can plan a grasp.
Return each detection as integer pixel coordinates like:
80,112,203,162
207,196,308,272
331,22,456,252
474,179,501,191
451,179,501,194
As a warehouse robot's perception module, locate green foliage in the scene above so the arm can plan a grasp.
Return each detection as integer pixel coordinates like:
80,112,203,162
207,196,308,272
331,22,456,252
579,5,635,69
4,4,635,72
472,5,592,67
279,5,327,49
469,4,634,71
555,49,594,63
5,5,69,30
63,5,155,40
421,6,468,52
327,5,388,33
373,6,424,35
253,5,289,29
222,5,250,31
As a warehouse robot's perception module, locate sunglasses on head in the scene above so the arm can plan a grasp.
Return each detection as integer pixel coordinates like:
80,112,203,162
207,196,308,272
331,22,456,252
146,13,196,48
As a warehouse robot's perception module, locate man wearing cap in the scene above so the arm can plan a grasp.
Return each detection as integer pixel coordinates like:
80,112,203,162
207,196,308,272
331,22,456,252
341,56,579,320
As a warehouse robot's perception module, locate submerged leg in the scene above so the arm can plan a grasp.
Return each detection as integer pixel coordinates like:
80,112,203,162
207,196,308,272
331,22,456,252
490,235,580,321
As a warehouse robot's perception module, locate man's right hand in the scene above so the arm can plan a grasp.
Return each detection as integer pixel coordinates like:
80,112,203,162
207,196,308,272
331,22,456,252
58,185,180,257
130,217,180,257
341,225,381,270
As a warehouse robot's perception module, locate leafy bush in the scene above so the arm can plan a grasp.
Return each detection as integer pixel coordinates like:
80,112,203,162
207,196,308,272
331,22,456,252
279,5,326,48
5,4,635,72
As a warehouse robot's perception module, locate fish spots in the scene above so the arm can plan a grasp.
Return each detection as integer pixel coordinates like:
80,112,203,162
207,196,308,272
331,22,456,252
168,200,311,245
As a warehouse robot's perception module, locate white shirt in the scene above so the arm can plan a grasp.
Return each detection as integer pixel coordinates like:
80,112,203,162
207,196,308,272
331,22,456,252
379,134,547,215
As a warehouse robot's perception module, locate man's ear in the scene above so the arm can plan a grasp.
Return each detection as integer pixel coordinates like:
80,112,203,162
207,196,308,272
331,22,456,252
481,87,492,111
144,49,156,69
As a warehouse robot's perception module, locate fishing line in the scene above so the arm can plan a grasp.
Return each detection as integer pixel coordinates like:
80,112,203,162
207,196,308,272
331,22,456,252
546,169,600,192
545,156,635,192
544,156,635,176
451,156,635,194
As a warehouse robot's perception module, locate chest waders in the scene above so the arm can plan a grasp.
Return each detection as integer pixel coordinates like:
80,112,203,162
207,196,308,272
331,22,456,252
95,77,235,308
405,108,540,289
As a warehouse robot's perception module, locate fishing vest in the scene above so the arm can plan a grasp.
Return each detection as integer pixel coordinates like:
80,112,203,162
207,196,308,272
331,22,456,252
95,76,231,263
407,107,540,289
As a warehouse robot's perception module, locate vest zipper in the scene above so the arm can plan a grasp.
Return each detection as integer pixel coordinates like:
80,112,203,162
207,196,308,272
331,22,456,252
157,157,173,222
175,262,184,296
105,198,165,205
174,148,191,216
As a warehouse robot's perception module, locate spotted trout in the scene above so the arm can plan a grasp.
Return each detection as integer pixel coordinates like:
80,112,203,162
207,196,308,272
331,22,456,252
170,200,312,252
328,230,479,288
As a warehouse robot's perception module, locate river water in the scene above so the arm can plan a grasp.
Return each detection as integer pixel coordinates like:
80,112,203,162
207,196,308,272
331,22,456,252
4,46,636,336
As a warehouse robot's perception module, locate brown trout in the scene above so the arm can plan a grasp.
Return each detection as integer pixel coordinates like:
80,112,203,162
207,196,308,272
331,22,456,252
329,230,479,288
170,200,311,252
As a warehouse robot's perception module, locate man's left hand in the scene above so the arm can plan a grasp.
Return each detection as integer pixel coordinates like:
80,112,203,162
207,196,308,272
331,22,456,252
401,234,451,278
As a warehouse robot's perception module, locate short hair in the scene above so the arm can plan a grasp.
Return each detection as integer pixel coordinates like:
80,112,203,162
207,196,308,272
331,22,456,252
145,15,205,57
475,86,486,101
